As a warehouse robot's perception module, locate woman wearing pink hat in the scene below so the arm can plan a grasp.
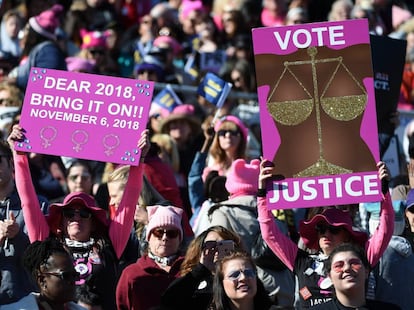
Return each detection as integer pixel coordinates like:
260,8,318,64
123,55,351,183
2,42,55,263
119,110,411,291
116,205,185,310
257,158,394,309
6,4,67,91
7,125,150,310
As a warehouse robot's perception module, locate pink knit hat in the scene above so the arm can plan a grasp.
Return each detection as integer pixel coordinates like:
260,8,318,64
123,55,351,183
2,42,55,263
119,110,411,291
225,159,260,197
153,35,183,56
146,205,184,241
80,29,109,49
65,56,96,72
180,0,205,19
214,115,248,142
29,4,64,40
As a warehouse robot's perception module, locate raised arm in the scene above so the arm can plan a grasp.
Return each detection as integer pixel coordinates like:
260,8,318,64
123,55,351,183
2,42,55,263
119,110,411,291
257,158,298,271
8,125,50,242
109,129,149,259
366,161,394,267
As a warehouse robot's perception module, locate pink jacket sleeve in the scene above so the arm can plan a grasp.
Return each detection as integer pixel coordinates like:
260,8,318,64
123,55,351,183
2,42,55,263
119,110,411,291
257,196,298,271
14,153,50,242
109,164,143,259
365,192,394,267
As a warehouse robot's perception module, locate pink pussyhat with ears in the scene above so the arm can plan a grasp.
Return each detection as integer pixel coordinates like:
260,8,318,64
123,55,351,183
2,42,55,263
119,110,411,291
225,159,260,198
146,205,184,241
80,29,110,49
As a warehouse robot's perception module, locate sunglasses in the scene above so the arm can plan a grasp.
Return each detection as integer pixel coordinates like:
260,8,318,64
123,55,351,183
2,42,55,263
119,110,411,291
217,129,240,137
62,208,92,219
138,69,156,75
331,258,363,273
90,49,104,55
68,173,91,182
41,270,80,281
151,228,180,239
315,223,343,235
225,268,256,281
0,98,14,106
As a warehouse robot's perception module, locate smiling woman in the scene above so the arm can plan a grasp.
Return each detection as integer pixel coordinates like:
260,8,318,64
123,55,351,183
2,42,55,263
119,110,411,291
212,251,276,310
310,243,401,310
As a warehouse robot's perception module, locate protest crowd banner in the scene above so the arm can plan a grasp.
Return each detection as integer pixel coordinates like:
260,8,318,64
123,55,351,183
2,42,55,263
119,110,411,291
253,19,382,209
15,68,153,165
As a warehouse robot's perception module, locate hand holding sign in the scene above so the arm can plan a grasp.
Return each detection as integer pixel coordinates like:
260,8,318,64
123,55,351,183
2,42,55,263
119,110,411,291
15,68,153,165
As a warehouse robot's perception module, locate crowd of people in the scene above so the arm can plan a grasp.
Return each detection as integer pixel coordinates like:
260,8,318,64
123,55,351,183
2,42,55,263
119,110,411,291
0,0,414,309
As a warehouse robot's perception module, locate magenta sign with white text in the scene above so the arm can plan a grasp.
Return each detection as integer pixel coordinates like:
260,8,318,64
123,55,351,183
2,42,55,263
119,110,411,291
15,68,153,165
252,19,382,209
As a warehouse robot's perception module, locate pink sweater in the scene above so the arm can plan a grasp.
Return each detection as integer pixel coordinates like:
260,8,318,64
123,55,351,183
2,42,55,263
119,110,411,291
14,153,143,259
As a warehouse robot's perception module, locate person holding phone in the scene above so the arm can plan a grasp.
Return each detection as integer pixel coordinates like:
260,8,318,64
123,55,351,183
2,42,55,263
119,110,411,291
160,225,243,310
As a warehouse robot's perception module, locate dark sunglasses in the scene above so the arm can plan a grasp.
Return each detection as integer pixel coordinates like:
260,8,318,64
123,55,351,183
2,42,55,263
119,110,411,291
138,69,156,75
62,208,92,219
225,268,256,281
0,98,14,106
315,223,342,235
151,228,180,239
90,49,104,55
42,270,80,281
217,129,240,137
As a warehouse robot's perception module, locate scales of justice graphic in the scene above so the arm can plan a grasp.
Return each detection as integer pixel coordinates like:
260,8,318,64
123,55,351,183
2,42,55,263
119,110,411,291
265,46,375,178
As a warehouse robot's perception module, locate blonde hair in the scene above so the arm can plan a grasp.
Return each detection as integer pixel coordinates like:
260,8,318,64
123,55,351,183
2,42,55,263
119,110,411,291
151,133,180,172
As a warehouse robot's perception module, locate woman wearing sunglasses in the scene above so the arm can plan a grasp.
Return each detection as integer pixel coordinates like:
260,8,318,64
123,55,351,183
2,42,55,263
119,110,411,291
0,237,84,310
7,125,150,310
116,205,185,310
257,158,394,309
212,251,277,310
202,115,248,181
311,243,400,310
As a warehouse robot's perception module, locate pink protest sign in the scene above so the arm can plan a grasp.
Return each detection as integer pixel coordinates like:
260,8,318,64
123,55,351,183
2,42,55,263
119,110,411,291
252,19,382,209
15,68,153,165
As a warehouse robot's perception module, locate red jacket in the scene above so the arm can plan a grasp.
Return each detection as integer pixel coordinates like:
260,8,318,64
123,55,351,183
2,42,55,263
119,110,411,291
116,254,184,310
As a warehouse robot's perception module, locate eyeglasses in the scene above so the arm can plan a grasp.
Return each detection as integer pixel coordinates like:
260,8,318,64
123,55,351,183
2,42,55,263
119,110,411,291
225,268,256,281
138,69,156,75
62,208,92,219
68,173,91,182
0,98,14,106
41,270,80,281
217,130,240,137
90,49,104,56
331,258,363,273
151,228,180,239
315,223,343,235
